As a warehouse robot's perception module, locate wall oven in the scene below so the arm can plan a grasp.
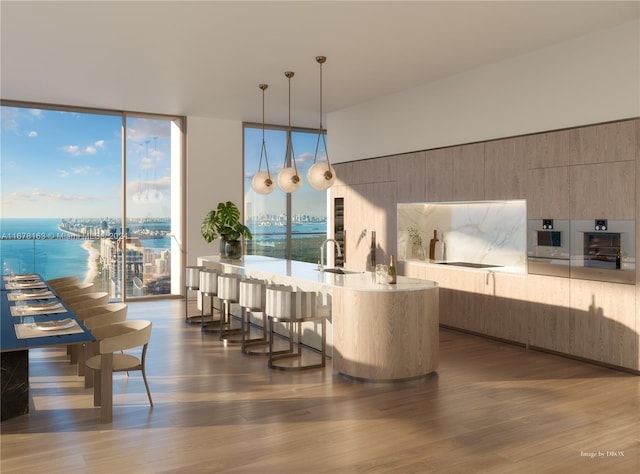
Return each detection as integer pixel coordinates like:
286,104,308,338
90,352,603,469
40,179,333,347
570,219,635,284
527,219,570,277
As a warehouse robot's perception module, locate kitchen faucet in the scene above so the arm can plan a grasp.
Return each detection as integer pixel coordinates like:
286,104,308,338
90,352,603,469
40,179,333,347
320,238,342,271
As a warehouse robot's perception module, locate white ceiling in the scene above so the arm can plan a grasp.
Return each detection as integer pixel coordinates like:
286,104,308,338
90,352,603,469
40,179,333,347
1,1,638,128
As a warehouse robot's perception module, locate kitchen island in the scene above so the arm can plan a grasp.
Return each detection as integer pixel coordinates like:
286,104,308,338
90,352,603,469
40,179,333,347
197,255,439,382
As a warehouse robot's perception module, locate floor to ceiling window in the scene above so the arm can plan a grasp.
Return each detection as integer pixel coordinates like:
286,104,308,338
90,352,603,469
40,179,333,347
243,123,327,263
0,102,184,300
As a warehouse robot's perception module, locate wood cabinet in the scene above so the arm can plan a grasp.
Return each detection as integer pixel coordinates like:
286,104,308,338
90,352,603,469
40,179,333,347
452,143,485,201
395,151,427,202
333,118,639,372
526,166,570,219
570,160,635,219
525,129,572,169
526,275,573,354
570,278,638,369
570,120,637,165
484,136,528,200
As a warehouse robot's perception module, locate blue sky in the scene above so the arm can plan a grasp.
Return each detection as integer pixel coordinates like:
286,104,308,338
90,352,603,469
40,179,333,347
1,104,326,221
1,106,172,219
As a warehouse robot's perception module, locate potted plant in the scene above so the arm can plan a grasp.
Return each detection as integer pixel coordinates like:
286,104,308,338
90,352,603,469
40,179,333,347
201,201,252,259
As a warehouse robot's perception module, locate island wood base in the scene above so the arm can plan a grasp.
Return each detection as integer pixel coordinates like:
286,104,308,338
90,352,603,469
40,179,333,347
332,285,439,381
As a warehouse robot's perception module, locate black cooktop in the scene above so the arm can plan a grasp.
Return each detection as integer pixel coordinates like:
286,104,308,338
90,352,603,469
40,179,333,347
438,262,501,269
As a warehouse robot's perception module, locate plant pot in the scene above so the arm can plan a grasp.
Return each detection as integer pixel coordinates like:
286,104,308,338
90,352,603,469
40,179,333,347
223,239,242,260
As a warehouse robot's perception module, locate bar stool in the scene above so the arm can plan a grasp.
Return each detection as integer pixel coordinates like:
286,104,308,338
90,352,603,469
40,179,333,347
267,287,328,371
238,278,267,354
185,266,204,323
199,268,221,332
217,273,243,342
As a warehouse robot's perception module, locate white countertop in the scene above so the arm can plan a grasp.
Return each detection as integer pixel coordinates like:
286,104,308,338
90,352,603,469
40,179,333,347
198,255,438,293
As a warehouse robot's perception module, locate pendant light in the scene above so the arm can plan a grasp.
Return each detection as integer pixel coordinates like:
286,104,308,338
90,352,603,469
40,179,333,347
277,71,302,193
251,83,275,195
307,56,336,190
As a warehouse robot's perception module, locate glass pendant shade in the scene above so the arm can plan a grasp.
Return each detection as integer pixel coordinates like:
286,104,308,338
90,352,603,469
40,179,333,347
308,55,337,191
277,167,302,193
251,170,275,195
307,162,336,190
251,83,275,195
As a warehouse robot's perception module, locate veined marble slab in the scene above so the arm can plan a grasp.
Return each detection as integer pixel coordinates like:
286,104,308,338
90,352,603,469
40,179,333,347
398,200,527,270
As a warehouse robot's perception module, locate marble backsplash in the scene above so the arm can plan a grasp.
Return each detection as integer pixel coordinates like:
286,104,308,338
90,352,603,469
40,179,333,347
397,200,527,269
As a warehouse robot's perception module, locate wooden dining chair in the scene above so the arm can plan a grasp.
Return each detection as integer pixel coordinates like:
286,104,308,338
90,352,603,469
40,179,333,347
85,320,153,423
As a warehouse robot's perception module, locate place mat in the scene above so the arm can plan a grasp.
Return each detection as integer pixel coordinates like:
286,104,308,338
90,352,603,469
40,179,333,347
14,319,84,339
5,282,48,290
3,274,40,281
7,290,56,301
10,303,68,317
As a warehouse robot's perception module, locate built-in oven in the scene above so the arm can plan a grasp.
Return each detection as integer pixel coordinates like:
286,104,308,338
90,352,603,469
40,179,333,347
527,219,571,277
571,219,636,284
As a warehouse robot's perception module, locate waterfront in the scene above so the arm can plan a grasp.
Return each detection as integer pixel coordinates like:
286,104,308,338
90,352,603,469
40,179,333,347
0,218,171,286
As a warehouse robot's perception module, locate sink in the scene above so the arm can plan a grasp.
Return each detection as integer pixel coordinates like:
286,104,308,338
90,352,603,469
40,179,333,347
317,268,362,275
438,261,502,269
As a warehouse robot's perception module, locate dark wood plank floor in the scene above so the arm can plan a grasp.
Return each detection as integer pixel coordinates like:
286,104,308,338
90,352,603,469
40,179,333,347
1,298,639,473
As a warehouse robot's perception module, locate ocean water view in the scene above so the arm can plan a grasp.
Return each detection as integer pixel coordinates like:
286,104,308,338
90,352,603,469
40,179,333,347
0,218,170,283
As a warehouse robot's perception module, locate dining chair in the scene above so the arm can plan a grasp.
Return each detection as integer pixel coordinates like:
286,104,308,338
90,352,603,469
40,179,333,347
62,291,110,364
57,282,95,301
85,319,153,424
65,291,110,313
76,303,128,381
46,276,79,293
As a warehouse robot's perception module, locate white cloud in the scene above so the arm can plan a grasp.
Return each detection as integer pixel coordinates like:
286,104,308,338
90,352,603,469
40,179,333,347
58,169,69,178
63,145,80,154
28,130,38,138
62,139,105,156
71,166,101,176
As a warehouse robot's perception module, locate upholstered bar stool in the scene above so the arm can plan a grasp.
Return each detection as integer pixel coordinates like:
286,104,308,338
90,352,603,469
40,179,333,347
267,287,328,371
199,268,221,332
238,277,267,354
185,265,205,323
217,273,243,342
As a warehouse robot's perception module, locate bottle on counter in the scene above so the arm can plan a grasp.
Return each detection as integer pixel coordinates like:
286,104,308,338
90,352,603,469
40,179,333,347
616,249,621,269
387,254,397,284
370,231,377,271
429,230,439,260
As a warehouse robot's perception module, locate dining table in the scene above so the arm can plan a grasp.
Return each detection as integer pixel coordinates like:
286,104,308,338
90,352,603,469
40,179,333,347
1,273,94,421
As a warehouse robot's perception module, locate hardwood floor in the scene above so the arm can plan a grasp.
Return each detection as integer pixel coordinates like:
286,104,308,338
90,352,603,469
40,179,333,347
1,298,639,473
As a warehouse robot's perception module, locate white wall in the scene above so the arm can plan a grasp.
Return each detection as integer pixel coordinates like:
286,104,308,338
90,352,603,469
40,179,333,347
328,20,640,163
185,116,243,265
